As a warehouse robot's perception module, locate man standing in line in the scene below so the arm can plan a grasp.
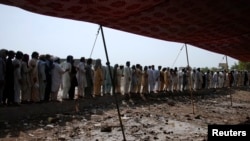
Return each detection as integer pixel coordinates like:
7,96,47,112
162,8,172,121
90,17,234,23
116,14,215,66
124,61,131,100
3,51,15,106
113,64,122,94
93,59,103,97
76,57,86,98
60,55,72,100
148,65,154,94
85,58,93,98
29,51,39,103
105,62,113,95
153,65,162,93
0,49,7,105
38,55,46,102
101,64,106,95
13,51,23,105
44,54,53,102
69,58,77,100
51,57,66,101
20,54,32,103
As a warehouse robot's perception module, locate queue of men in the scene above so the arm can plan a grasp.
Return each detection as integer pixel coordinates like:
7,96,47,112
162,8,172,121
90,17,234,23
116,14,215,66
0,49,249,107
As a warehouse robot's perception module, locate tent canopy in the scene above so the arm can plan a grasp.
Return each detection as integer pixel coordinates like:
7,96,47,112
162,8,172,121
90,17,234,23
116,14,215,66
1,0,250,61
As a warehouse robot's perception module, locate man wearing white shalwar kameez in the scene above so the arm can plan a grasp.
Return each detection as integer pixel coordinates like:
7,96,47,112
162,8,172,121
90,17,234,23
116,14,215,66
153,65,161,93
38,55,46,101
178,69,184,91
13,51,23,104
233,70,238,87
213,72,219,88
191,69,196,90
147,66,154,93
51,58,65,101
76,57,87,98
218,71,224,88
60,56,72,99
124,61,131,98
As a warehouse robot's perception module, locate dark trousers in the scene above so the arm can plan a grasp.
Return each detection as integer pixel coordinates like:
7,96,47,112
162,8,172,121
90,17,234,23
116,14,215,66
44,78,51,101
84,86,93,98
69,85,75,100
3,86,14,105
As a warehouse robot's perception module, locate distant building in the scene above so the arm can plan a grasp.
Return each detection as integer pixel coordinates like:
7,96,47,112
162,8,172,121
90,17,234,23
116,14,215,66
218,63,228,69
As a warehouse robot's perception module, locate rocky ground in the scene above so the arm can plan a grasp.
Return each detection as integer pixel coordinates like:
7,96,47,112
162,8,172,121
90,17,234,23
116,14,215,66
0,87,250,141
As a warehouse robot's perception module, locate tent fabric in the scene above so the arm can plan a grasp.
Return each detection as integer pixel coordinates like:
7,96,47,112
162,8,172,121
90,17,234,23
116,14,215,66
1,0,250,61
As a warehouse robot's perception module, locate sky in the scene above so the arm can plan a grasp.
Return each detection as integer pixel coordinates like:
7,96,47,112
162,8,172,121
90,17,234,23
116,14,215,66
0,4,239,69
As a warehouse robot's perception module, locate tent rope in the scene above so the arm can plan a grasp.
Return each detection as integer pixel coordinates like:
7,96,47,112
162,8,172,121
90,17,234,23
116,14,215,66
89,26,101,58
172,44,185,68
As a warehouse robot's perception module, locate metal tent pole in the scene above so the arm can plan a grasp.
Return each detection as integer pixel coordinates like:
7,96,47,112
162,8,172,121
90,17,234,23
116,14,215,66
100,25,127,141
185,43,195,114
225,55,228,71
225,55,233,106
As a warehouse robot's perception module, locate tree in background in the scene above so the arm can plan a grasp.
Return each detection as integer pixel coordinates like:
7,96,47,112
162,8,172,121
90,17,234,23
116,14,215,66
195,61,250,72
231,62,239,70
201,67,222,72
238,61,250,70
201,67,209,72
231,61,250,71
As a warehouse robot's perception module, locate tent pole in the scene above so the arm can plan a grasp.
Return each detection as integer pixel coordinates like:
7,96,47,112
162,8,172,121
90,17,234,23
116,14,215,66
100,25,127,141
225,55,228,70
225,55,233,106
185,43,195,114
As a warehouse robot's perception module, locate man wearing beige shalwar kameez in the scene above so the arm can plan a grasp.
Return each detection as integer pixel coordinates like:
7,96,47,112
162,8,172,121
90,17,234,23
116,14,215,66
21,54,32,103
29,52,40,102
93,59,103,97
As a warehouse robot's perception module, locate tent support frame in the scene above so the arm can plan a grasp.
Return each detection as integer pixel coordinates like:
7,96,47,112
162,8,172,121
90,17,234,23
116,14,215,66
100,25,127,141
185,43,195,114
225,55,233,106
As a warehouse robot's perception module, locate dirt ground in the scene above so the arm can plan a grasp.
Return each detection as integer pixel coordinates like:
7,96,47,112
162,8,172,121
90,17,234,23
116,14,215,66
0,87,250,141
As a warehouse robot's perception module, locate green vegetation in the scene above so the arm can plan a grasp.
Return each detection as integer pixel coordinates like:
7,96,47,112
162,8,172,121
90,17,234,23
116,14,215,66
201,61,250,72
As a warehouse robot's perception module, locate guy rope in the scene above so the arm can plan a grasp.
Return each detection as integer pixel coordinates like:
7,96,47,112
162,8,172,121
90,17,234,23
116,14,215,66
89,26,101,58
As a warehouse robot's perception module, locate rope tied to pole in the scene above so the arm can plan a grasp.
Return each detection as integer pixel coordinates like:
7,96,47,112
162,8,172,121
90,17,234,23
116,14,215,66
172,44,185,68
89,26,101,58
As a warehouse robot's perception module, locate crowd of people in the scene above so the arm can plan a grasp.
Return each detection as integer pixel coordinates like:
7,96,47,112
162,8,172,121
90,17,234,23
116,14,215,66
0,49,249,107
